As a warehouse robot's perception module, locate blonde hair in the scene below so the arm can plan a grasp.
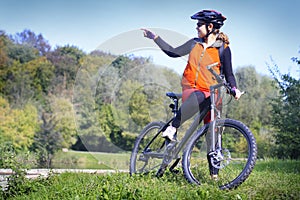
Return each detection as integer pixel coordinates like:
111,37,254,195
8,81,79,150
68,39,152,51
216,31,230,45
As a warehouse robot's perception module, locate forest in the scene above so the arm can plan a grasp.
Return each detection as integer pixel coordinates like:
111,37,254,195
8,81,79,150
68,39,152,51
0,29,299,168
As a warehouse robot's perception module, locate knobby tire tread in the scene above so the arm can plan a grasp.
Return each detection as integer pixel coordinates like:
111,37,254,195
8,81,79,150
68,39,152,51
129,121,165,175
182,118,257,190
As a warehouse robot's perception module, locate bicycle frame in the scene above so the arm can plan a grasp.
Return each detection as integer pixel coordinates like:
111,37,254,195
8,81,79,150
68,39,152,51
132,63,256,188
142,63,227,164
171,104,210,158
163,63,225,158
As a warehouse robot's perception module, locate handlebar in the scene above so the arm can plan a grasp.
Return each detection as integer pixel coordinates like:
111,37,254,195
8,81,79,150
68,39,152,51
206,63,224,84
206,62,245,98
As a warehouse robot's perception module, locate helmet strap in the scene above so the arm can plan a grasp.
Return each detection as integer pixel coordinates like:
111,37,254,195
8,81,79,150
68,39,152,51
204,24,215,41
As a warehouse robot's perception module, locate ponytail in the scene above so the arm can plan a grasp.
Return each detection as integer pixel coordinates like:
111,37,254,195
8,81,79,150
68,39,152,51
217,32,230,45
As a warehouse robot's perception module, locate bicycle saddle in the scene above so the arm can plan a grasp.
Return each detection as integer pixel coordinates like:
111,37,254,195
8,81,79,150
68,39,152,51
166,92,182,100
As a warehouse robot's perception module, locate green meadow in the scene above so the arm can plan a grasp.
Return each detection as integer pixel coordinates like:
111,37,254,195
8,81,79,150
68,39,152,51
2,158,299,200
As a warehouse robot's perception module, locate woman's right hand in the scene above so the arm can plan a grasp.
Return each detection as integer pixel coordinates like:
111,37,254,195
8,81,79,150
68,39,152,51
232,88,244,100
141,28,158,40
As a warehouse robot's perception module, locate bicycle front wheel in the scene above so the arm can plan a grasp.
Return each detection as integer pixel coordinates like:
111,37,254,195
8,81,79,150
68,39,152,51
130,121,166,175
182,119,257,190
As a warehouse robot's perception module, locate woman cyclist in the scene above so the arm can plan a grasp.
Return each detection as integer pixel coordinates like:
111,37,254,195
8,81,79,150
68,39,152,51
142,10,242,179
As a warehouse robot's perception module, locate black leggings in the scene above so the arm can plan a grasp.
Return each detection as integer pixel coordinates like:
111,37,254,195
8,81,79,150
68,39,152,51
172,91,209,128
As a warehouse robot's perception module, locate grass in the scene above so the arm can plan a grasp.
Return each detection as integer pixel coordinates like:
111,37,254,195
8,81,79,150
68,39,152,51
51,150,130,170
2,159,300,200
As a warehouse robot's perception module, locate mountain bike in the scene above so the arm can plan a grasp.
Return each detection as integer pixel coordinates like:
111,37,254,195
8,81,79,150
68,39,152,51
129,63,257,190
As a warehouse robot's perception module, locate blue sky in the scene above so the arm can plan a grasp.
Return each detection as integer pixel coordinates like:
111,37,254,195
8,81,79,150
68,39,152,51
1,0,299,77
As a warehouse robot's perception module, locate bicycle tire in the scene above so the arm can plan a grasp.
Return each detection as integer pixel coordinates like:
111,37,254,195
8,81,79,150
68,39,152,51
182,118,257,190
130,121,166,175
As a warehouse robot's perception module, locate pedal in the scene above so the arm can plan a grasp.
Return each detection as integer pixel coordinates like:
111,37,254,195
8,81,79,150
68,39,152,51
156,141,178,177
169,157,181,173
156,165,167,177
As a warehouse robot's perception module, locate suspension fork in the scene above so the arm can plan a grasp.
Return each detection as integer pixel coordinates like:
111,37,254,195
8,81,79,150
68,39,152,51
209,83,223,152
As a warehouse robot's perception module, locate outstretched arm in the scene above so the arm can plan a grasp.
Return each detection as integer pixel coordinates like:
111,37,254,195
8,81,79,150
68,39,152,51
141,28,194,58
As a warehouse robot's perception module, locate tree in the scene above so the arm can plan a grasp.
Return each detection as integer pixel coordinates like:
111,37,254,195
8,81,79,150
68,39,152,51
0,31,10,67
49,96,78,147
230,66,260,125
0,97,39,151
225,66,278,158
10,29,51,56
31,96,79,166
268,54,300,159
7,43,39,64
47,45,85,94
1,57,54,106
32,111,63,167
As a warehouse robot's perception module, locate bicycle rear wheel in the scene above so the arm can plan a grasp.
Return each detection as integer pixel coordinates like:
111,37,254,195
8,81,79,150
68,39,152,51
182,119,257,190
130,121,166,175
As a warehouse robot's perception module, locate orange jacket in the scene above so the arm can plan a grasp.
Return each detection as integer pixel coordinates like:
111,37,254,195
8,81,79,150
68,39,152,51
154,36,235,102
181,43,222,93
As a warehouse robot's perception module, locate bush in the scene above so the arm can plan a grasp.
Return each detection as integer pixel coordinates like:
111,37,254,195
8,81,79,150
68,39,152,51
0,142,43,198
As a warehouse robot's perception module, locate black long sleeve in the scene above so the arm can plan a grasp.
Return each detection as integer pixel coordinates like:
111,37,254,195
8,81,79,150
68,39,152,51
222,47,237,88
154,36,195,57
